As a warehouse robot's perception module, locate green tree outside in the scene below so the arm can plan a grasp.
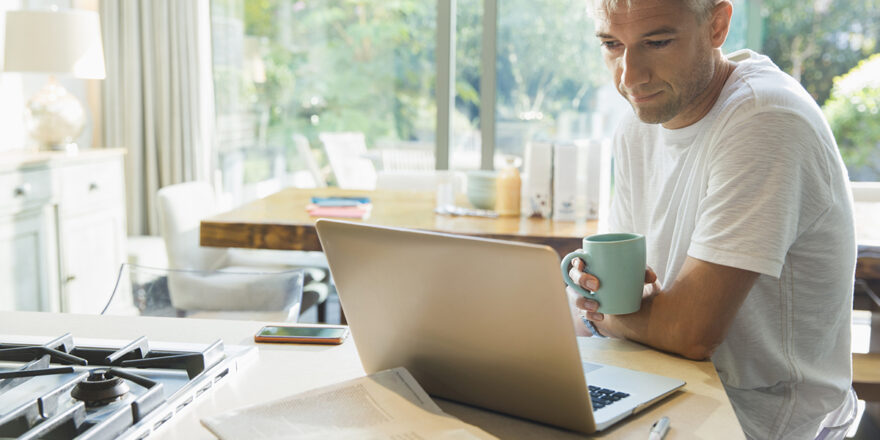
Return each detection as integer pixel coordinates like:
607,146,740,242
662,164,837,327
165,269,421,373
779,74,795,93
823,54,880,180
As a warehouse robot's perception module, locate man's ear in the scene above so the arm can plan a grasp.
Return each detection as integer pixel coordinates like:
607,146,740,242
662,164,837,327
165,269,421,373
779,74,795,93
708,1,733,49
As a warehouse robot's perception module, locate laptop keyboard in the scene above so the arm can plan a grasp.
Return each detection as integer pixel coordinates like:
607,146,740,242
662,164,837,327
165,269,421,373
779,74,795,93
588,385,630,410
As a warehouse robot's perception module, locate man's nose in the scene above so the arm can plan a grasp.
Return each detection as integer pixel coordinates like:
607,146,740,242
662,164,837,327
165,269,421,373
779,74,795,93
620,49,650,89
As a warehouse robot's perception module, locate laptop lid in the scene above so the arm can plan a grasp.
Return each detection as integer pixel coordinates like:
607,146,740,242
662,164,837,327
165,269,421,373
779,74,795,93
316,219,596,433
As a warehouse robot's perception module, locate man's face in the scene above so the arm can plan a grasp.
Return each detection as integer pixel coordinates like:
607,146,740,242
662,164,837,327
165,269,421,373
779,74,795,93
594,0,716,127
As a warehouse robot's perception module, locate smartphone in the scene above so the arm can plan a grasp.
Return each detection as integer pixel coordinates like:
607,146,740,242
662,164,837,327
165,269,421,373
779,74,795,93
254,325,349,344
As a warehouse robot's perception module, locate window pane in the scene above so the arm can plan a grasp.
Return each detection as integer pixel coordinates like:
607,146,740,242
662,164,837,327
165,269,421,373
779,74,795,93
452,0,483,171
211,0,437,200
491,0,609,163
760,0,880,181
723,0,749,52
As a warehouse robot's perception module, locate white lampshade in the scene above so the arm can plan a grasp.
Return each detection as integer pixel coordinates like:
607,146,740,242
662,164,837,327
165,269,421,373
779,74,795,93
3,9,106,79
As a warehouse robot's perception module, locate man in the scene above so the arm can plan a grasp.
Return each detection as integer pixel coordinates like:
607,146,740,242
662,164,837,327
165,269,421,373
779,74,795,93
566,0,857,438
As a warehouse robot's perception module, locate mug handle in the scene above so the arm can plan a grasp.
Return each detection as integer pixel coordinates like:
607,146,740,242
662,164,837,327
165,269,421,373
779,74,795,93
561,251,597,298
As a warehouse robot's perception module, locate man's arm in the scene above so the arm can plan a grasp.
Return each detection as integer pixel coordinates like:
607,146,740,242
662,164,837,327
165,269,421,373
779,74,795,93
573,256,758,360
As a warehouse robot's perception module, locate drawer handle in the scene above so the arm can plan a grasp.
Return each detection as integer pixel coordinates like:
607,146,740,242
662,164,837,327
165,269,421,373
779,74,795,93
13,183,31,197
88,182,99,192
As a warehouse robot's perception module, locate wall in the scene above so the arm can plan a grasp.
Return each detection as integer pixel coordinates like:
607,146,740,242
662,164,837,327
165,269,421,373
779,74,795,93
0,0,97,152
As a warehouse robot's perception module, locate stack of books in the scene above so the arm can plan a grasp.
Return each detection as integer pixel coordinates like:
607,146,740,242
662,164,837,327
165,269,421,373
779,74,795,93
306,196,372,219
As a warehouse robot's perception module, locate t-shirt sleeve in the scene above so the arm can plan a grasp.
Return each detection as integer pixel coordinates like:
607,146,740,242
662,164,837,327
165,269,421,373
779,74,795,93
688,110,834,277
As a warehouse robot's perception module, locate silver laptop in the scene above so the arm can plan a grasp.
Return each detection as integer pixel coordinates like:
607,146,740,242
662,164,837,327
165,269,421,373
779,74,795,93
315,219,684,434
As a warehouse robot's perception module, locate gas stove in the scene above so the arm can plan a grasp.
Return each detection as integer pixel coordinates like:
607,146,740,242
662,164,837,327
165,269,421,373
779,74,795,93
0,333,257,439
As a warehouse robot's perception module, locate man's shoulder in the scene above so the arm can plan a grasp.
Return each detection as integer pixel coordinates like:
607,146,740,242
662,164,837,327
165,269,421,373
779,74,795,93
721,50,821,121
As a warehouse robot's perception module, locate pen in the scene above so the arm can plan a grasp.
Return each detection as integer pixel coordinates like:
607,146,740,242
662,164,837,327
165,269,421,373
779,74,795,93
648,416,670,440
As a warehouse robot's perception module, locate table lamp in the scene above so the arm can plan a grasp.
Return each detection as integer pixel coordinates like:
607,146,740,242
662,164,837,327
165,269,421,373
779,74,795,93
2,8,106,152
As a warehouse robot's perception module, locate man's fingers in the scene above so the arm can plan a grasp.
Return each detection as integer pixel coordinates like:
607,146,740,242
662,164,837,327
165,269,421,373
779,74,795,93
569,267,599,291
645,267,658,284
586,311,604,322
566,255,599,290
575,296,600,313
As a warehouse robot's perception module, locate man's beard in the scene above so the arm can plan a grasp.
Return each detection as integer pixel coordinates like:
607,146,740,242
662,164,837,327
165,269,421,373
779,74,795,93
624,49,715,125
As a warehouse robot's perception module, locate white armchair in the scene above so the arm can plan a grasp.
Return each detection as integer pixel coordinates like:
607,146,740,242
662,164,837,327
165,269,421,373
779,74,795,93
156,181,330,320
103,263,305,322
319,132,377,189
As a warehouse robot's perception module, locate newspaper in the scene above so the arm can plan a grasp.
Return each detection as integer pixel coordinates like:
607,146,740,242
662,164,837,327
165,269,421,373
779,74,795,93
201,367,497,440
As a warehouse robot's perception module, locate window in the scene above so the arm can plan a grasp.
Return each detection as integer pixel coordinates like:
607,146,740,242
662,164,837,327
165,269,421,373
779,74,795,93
211,0,436,200
469,0,609,166
210,0,880,204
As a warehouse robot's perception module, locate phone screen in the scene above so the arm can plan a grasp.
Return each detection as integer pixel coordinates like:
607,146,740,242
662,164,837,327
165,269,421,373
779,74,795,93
258,326,348,338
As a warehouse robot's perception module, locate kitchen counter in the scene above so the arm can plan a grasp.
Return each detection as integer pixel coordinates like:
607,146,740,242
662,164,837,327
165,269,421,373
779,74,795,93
0,312,742,439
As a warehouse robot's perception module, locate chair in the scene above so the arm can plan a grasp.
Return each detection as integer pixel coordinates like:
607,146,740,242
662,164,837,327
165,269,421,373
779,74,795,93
102,263,304,322
292,134,327,188
319,132,377,189
375,170,465,192
156,181,330,320
378,148,435,172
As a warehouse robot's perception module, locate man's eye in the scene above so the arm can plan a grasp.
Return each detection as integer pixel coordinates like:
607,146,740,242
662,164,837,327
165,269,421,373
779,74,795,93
646,39,672,48
601,41,622,50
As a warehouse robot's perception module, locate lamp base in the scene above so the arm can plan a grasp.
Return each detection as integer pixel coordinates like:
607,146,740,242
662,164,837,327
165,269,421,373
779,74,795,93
43,142,80,153
25,76,86,152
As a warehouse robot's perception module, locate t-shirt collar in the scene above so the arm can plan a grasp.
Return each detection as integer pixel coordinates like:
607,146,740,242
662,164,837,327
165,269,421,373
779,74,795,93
658,115,708,148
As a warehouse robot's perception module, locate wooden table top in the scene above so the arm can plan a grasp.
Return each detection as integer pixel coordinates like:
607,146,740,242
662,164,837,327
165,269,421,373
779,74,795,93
201,187,598,257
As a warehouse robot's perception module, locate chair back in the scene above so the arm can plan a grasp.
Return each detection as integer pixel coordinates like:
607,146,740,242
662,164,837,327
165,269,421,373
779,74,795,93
319,132,377,189
379,148,434,172
375,170,465,193
292,134,327,188
156,182,227,271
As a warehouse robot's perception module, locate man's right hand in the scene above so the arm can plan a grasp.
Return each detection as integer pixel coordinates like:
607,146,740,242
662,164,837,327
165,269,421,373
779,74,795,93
566,257,659,337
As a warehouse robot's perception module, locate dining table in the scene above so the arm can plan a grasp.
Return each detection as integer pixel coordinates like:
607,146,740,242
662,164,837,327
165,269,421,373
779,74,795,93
200,187,880,411
200,186,598,257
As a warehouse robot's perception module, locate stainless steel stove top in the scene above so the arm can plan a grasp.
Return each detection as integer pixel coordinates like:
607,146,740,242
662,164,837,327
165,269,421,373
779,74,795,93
0,333,257,439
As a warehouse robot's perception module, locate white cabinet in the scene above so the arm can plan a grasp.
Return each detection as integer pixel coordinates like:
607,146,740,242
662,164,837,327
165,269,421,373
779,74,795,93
58,205,127,313
0,206,58,311
57,158,127,314
0,149,127,313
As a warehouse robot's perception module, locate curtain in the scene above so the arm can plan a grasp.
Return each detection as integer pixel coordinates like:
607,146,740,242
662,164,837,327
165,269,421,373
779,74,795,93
100,0,215,235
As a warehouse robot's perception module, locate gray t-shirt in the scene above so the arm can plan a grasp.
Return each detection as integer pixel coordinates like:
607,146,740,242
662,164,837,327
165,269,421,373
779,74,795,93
608,50,855,439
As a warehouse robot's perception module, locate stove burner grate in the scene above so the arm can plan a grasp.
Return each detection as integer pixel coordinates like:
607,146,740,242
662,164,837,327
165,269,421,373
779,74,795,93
0,333,241,440
71,369,131,407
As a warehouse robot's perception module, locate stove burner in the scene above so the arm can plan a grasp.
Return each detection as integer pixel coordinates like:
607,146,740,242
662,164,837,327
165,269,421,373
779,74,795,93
71,369,131,407
0,334,245,440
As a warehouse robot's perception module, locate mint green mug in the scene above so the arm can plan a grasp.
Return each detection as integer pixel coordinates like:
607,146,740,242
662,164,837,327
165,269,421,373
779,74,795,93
560,233,646,315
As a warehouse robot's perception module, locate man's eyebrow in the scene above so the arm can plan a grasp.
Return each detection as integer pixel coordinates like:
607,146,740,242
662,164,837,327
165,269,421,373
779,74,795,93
641,26,678,38
595,27,679,39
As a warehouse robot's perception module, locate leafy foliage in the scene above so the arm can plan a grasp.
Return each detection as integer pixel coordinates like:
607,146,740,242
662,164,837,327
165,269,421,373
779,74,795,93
823,54,880,179
213,0,608,158
761,0,880,105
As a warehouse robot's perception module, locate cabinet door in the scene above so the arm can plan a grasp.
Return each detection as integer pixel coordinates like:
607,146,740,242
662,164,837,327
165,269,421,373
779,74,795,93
59,206,126,314
0,208,58,311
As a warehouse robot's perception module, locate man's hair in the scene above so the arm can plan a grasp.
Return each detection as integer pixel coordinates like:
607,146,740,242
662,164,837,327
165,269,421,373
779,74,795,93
590,0,720,21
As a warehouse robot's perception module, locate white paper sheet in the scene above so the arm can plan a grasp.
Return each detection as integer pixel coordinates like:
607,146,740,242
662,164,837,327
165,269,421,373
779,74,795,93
201,367,497,440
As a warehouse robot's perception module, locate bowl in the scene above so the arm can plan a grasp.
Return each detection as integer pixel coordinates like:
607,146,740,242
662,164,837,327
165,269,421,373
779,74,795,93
466,170,497,210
